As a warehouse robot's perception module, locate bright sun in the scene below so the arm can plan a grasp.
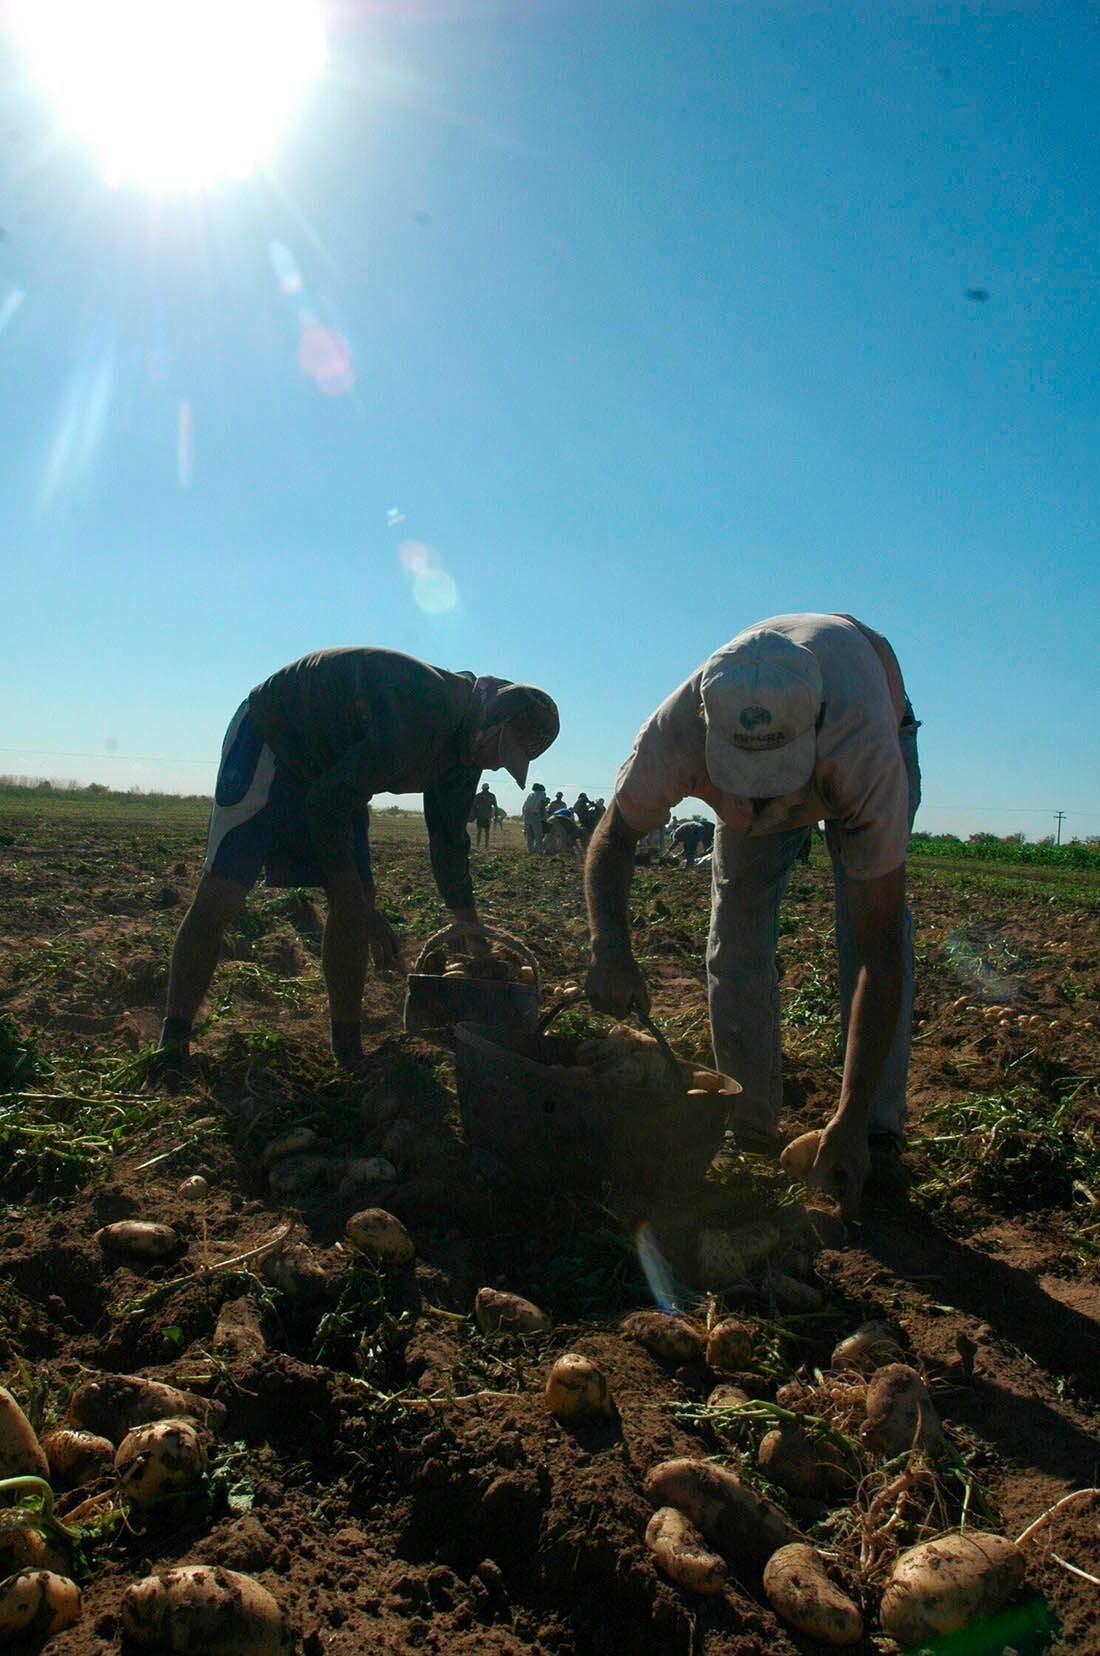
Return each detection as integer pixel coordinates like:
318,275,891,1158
15,0,327,190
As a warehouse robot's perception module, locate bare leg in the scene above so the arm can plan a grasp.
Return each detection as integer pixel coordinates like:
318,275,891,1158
165,874,248,1024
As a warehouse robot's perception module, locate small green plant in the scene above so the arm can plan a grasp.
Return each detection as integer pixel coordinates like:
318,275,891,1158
915,1084,1100,1212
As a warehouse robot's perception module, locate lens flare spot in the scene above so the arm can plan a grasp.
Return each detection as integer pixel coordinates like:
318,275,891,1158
386,506,406,528
104,736,119,752
268,237,303,295
636,1223,687,1314
297,324,354,395
0,287,25,334
413,568,458,614
399,539,435,575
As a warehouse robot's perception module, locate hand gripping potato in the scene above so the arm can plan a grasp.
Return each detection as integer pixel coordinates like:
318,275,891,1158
621,1311,705,1365
861,1363,945,1459
779,1130,822,1181
115,1418,208,1512
0,1569,82,1640
879,1531,1026,1645
0,1387,49,1482
644,1457,800,1568
121,1564,286,1654
645,1507,728,1595
544,1354,613,1420
763,1543,862,1645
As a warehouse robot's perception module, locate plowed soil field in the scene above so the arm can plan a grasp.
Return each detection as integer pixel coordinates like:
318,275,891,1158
1,797,1099,1656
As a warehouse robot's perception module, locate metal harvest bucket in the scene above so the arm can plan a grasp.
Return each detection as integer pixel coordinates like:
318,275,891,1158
453,997,739,1218
403,921,541,1039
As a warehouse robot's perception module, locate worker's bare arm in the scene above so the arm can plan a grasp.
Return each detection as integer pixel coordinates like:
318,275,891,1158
584,803,649,1013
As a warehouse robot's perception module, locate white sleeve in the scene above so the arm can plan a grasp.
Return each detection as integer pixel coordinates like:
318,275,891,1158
614,679,703,835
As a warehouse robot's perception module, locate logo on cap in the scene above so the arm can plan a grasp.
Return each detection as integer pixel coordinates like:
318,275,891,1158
739,705,772,730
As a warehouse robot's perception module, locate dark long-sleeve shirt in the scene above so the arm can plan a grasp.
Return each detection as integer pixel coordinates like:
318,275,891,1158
248,649,480,909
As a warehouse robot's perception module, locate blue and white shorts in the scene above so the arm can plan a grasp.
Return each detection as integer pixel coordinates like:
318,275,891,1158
204,702,372,889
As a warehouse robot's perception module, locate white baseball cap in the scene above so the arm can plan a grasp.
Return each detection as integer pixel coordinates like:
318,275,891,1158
700,630,824,798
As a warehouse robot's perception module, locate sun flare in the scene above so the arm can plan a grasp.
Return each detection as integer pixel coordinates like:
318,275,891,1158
15,0,326,190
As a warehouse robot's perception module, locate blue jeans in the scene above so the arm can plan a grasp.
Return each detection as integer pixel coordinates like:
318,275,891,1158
706,707,921,1144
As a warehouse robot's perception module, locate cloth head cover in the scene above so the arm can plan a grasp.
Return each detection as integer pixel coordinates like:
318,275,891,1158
472,678,560,788
700,630,823,798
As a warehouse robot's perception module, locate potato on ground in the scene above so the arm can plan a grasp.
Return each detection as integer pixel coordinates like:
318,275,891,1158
0,1569,82,1641
830,1321,904,1374
40,1427,114,1488
645,1507,728,1595
880,1531,1026,1645
115,1418,208,1511
475,1287,551,1335
0,1387,49,1483
621,1310,705,1365
345,1208,416,1266
779,1129,822,1181
757,1426,850,1499
0,1526,70,1576
95,1221,179,1261
705,1317,753,1373
644,1457,800,1568
121,1564,286,1654
763,1544,862,1645
544,1354,613,1420
68,1374,225,1445
861,1363,945,1458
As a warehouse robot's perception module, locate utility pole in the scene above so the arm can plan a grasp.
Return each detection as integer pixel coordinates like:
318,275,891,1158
1054,810,1065,845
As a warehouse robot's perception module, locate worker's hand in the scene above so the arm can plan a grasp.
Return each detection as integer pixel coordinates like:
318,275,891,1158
585,947,650,1017
808,1113,870,1222
364,909,403,972
450,908,491,956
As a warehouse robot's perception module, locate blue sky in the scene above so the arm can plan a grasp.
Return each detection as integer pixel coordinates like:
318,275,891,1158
1,0,1097,840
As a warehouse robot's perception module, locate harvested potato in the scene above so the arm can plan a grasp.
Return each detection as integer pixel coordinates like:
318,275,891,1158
697,1221,781,1287
0,1387,49,1482
0,1526,70,1576
779,1130,822,1181
213,1297,267,1363
707,1383,750,1410
40,1427,114,1488
345,1208,416,1266
705,1317,753,1373
475,1287,551,1335
880,1531,1026,1645
544,1354,613,1420
862,1363,945,1458
261,1243,336,1302
68,1374,225,1445
266,1155,337,1198
177,1175,209,1202
756,1427,849,1499
0,1569,82,1641
260,1127,319,1170
621,1310,705,1365
95,1221,179,1261
121,1564,285,1654
763,1543,862,1645
115,1418,208,1512
766,1271,824,1312
830,1321,904,1374
644,1457,800,1567
645,1506,728,1595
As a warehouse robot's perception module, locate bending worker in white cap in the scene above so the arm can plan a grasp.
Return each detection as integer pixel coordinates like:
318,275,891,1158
584,613,920,1217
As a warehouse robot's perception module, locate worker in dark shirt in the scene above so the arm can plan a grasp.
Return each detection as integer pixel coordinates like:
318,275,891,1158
157,649,558,1067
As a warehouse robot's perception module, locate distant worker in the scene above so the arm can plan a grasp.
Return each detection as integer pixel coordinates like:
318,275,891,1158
573,793,600,838
670,818,715,867
545,805,583,858
548,791,567,819
471,782,498,850
492,803,507,834
523,782,548,853
585,613,920,1218
157,649,558,1068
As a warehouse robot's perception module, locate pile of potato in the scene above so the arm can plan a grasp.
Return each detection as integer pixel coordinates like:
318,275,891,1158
616,1311,1032,1646
575,1023,731,1096
419,941,535,984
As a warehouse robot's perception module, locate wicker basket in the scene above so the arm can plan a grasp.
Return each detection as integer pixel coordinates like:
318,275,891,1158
403,921,540,1038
